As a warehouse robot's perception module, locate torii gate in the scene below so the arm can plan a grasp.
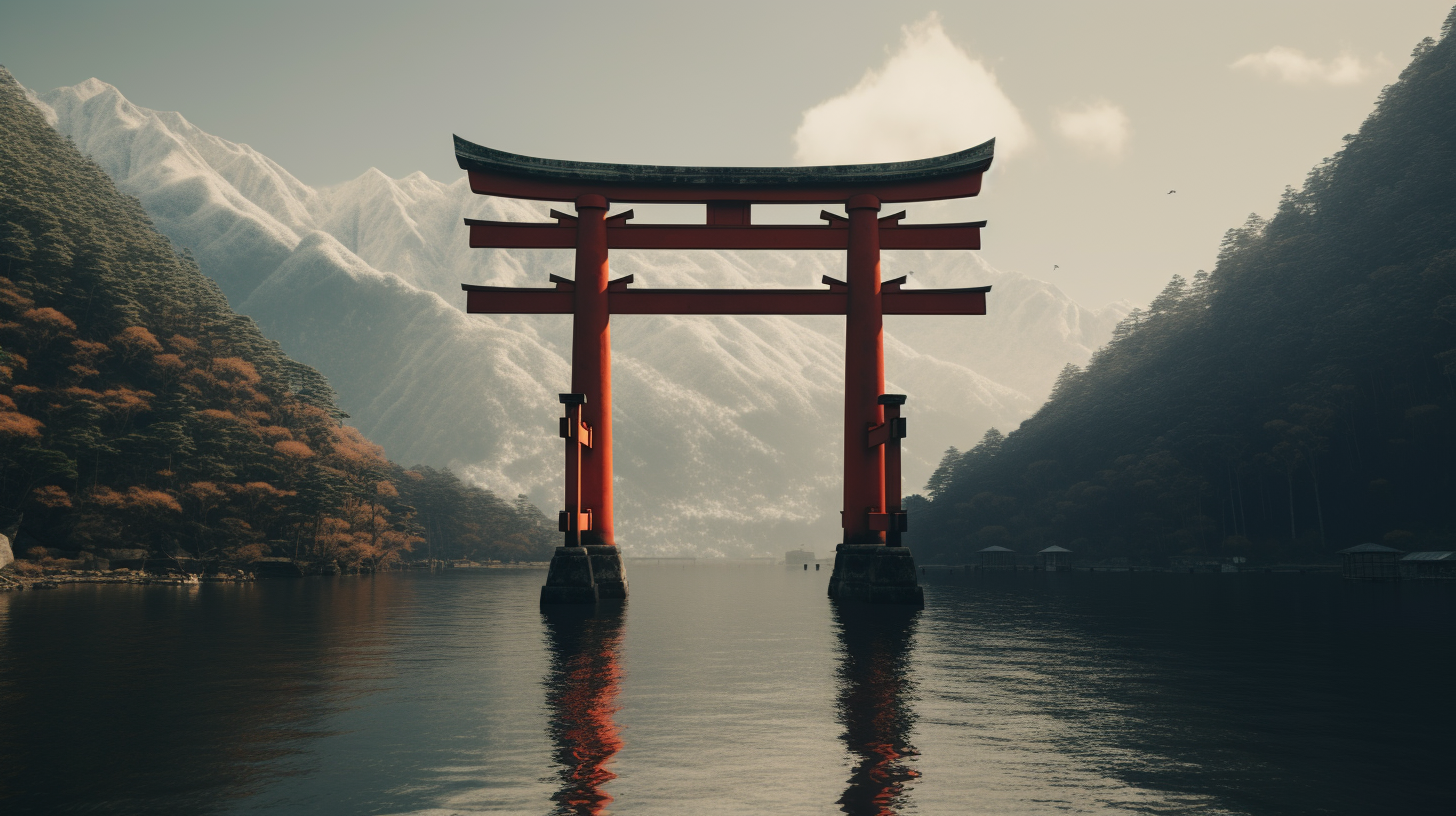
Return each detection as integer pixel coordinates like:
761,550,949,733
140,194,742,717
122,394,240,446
454,136,994,605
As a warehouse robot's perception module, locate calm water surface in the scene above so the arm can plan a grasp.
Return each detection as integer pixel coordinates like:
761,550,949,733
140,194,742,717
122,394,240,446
0,565,1452,815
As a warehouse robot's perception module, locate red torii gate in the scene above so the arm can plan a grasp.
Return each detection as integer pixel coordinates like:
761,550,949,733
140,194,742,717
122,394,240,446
455,136,994,605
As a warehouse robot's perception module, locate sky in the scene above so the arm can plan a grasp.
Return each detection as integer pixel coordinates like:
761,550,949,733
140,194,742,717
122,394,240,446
2,0,1451,308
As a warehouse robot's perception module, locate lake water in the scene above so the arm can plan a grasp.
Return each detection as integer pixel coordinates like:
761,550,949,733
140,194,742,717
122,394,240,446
1,565,1452,815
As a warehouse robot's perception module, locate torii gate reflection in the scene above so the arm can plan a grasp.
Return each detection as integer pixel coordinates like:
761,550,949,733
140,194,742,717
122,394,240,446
540,603,920,816
542,606,625,816
455,136,995,605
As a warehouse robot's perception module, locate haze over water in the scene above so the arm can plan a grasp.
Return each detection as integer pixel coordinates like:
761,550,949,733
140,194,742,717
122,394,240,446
1,567,1451,815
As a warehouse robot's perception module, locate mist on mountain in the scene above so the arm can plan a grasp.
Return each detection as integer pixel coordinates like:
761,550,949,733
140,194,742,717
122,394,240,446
32,79,1126,554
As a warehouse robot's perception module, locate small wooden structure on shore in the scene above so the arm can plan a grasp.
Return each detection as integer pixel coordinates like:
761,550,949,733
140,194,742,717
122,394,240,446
1399,551,1456,579
1037,545,1072,572
1337,543,1404,580
977,545,1018,570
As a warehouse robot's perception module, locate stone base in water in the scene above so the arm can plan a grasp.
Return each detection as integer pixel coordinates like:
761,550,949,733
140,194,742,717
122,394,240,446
827,545,924,606
584,545,629,600
540,545,629,604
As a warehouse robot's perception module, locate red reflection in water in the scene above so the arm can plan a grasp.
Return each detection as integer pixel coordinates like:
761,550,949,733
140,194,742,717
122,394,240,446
834,604,921,816
543,606,626,816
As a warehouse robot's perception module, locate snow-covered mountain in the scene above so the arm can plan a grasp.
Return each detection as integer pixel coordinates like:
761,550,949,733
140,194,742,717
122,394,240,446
31,78,1128,555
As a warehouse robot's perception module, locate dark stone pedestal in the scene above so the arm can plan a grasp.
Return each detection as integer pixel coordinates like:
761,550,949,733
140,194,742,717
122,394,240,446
584,545,629,600
540,545,630,605
827,545,924,606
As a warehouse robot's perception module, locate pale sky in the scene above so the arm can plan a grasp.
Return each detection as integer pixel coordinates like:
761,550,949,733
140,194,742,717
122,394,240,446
3,0,1450,308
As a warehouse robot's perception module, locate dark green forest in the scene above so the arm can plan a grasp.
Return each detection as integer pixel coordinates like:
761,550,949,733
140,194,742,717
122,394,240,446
913,17,1456,565
0,67,555,570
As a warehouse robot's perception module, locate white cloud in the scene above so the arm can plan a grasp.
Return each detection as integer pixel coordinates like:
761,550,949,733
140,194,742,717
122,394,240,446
1231,47,1377,86
1054,101,1130,158
792,14,1031,165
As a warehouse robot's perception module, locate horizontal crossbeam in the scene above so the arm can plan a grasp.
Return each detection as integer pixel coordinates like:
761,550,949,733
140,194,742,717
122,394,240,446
463,172,986,205
612,289,845,315
464,219,983,251
883,223,984,250
464,287,571,313
462,285,990,316
883,289,988,315
455,134,995,204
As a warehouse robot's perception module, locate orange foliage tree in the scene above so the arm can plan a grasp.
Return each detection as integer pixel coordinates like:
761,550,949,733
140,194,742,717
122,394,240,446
0,78,558,570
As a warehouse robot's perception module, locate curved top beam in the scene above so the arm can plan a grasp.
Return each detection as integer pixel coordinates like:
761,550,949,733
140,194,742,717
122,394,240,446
453,135,995,204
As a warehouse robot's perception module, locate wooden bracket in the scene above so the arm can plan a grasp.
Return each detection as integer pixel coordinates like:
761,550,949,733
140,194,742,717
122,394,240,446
819,210,848,227
559,417,593,448
553,273,633,292
821,275,848,293
549,209,578,225
882,275,907,292
879,210,907,226
606,209,636,225
558,509,593,532
866,511,909,532
868,422,887,448
867,417,907,447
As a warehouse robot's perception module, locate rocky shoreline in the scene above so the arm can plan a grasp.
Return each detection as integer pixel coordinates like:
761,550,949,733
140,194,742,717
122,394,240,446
0,564,547,592
0,531,545,593
0,569,249,591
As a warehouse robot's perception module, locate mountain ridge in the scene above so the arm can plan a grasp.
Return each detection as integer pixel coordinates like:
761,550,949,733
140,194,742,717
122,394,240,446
33,77,1127,554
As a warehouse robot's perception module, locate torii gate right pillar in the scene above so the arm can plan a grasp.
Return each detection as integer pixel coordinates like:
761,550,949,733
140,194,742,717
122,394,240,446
830,194,924,606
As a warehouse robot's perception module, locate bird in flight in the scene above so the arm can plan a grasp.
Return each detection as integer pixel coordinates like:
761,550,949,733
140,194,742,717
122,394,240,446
1168,190,1177,194
1053,265,1060,270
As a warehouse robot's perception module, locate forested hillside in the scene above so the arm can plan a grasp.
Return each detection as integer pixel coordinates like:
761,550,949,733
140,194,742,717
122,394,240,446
35,76,1131,555
915,16,1456,564
0,67,553,569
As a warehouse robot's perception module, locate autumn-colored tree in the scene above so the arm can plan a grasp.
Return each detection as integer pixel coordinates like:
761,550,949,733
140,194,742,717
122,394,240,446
0,66,553,572
112,326,163,361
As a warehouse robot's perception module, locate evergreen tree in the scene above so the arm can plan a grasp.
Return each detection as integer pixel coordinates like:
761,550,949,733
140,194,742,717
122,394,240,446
916,14,1456,563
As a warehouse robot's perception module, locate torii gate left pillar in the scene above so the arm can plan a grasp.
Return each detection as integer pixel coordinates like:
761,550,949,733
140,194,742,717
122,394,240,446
540,195,628,604
570,195,614,549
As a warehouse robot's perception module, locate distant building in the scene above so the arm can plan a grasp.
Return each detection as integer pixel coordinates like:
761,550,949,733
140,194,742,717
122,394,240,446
1037,545,1072,571
1337,543,1404,580
977,546,1017,569
785,549,816,567
1399,551,1456,579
